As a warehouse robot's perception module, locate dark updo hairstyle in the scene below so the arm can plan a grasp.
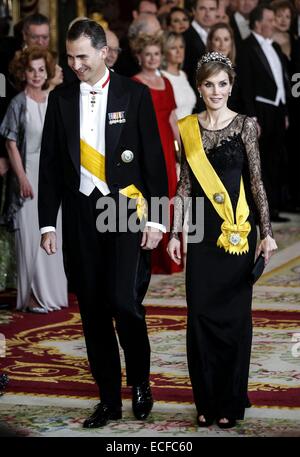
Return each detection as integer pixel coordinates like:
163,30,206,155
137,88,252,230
196,53,235,88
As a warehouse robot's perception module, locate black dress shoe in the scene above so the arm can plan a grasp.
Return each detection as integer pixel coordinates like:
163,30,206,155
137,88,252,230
83,403,122,428
132,381,153,420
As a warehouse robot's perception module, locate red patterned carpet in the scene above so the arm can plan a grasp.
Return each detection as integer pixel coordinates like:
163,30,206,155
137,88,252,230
0,292,299,408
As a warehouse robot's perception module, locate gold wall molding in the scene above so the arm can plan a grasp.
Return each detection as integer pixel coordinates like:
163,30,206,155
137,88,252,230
38,0,50,17
49,0,58,52
12,0,20,23
77,0,86,17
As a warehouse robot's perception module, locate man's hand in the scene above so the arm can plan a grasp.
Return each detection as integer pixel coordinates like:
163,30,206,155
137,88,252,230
141,226,163,250
285,115,289,130
40,231,57,255
0,158,9,176
48,64,64,89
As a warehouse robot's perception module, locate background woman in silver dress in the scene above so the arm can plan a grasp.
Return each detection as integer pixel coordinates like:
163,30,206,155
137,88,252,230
0,46,67,313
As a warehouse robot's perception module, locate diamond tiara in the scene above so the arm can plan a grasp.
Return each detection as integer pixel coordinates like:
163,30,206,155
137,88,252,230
197,52,233,70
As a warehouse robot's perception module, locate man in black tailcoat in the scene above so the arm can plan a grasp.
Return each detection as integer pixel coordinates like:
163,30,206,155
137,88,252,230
38,19,168,428
238,3,290,222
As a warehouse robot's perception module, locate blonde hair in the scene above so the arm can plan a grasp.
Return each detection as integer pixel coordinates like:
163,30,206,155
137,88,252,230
130,32,163,56
161,31,185,70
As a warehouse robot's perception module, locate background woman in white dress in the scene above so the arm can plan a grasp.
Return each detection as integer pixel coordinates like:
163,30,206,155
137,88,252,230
161,31,196,120
0,46,68,313
161,32,196,256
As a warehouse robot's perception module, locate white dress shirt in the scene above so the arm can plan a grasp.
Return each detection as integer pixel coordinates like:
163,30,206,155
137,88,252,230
79,67,111,197
191,20,208,45
234,12,250,40
252,32,286,106
41,69,110,235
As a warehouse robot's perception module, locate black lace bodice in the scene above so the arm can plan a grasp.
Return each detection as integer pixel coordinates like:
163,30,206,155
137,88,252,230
171,114,273,239
206,131,244,171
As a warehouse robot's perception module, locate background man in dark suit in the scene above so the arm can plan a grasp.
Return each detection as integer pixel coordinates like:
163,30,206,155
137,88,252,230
132,0,158,19
38,19,168,428
238,3,290,222
183,0,218,109
114,8,161,77
105,29,121,69
229,0,259,53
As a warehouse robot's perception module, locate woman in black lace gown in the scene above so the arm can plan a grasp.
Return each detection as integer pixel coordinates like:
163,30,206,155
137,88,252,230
167,52,277,429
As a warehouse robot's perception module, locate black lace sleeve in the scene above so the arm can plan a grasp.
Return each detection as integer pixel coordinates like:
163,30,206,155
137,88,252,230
241,117,273,239
170,148,192,239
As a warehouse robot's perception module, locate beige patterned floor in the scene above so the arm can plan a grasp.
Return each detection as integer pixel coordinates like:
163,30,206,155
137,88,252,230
0,213,299,437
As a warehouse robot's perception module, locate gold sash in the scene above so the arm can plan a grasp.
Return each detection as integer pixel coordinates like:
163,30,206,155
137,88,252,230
119,185,147,222
80,139,147,221
80,139,106,182
178,114,251,255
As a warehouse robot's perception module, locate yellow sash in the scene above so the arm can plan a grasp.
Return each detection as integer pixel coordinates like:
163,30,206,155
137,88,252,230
119,185,147,222
178,114,251,255
80,139,106,182
80,139,147,221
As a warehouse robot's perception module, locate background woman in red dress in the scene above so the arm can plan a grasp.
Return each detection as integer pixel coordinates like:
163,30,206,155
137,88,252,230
132,33,183,274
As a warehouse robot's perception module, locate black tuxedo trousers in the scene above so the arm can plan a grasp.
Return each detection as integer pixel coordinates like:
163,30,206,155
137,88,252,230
64,188,151,408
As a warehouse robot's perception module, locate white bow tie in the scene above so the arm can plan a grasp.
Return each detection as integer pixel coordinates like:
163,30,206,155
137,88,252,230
80,84,103,96
264,38,273,46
